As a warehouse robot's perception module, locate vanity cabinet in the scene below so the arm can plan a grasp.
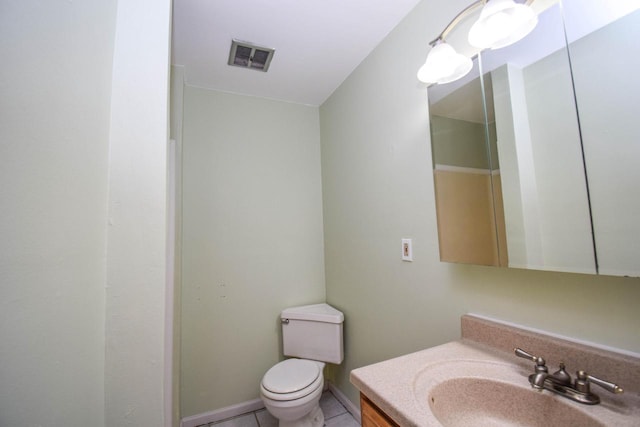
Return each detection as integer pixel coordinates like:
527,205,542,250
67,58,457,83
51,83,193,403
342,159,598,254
360,393,399,427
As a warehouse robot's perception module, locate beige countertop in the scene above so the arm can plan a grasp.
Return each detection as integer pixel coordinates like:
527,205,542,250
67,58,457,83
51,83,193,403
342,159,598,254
350,315,640,426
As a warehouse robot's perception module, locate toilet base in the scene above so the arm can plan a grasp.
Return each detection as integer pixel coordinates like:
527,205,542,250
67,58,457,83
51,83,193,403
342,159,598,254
279,404,324,427
261,368,324,427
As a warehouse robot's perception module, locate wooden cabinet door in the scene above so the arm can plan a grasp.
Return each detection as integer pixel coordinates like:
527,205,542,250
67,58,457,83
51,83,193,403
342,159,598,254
360,393,399,427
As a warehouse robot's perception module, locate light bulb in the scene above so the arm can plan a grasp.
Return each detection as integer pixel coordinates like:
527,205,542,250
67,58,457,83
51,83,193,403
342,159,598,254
417,42,472,85
468,0,538,49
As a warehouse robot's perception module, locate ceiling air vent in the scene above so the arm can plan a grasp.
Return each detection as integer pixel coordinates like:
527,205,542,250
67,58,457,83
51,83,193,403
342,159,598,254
228,40,275,72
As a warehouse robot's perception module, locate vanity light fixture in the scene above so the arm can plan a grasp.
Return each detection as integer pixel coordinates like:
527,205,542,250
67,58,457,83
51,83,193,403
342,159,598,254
417,0,537,85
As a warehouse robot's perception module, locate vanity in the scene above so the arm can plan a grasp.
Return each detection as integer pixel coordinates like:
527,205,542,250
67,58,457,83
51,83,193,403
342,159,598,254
351,315,640,426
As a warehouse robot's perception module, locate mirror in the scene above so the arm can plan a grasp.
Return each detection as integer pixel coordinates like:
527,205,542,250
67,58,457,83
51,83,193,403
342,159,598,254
430,59,508,267
481,0,595,274
562,0,640,277
427,0,640,277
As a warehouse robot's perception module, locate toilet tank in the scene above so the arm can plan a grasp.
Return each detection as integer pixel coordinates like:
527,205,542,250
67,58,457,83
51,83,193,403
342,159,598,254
281,303,344,364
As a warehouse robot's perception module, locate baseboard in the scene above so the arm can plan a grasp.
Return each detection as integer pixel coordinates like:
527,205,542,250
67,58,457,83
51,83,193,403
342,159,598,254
180,398,265,427
328,383,361,423
180,384,360,427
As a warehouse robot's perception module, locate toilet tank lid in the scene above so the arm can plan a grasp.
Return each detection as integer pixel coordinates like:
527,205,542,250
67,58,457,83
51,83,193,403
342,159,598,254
281,303,344,324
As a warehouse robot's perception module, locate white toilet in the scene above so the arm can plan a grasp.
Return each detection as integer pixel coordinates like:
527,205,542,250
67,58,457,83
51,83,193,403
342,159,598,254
260,303,344,427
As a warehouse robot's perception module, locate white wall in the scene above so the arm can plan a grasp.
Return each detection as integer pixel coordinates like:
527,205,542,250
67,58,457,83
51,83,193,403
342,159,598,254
180,87,326,417
104,0,172,426
0,1,117,425
492,64,542,269
320,0,640,408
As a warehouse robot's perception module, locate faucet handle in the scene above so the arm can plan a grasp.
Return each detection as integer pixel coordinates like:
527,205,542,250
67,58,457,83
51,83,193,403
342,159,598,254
514,348,547,371
576,371,624,395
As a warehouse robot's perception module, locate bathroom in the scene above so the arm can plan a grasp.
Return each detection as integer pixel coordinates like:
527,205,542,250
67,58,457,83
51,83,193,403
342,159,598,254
1,0,639,426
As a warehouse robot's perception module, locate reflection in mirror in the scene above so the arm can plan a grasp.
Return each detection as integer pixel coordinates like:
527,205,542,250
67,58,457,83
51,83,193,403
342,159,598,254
429,58,508,267
481,1,596,274
562,0,640,276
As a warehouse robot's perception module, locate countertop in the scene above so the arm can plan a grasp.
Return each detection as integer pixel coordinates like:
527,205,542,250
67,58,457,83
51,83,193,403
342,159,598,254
350,315,640,426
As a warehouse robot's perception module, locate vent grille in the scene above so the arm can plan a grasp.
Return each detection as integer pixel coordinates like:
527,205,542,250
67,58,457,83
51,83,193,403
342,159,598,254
228,40,275,72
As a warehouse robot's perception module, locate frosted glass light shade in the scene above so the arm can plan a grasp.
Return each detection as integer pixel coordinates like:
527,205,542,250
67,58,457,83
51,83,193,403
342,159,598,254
468,0,538,49
417,42,472,85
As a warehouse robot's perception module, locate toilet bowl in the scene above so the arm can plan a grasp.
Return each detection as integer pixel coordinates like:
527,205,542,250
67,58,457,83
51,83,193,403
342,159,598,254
260,359,326,427
260,304,344,427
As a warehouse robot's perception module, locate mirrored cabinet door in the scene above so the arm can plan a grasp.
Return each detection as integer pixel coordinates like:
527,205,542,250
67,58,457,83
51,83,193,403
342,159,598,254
562,0,640,277
479,1,596,274
429,57,507,267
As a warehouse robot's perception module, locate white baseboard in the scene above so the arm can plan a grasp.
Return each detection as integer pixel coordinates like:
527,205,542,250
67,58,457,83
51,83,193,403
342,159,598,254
180,383,360,427
328,383,361,423
180,398,265,427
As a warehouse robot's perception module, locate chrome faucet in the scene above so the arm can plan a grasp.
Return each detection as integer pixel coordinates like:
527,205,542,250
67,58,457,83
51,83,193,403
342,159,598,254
514,348,624,405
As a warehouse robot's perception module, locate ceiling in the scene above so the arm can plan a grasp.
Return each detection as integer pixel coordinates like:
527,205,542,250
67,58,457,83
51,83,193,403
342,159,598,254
171,0,422,106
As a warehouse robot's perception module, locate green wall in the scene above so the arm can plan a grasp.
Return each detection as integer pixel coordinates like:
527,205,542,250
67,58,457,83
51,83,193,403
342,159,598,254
430,115,489,169
1,1,116,425
180,87,326,416
320,0,640,407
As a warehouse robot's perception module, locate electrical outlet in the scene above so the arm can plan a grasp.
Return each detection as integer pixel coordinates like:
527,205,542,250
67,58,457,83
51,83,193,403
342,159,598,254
402,238,413,261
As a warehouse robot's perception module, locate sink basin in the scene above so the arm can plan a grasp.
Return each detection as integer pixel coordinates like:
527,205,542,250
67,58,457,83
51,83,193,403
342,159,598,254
413,359,606,427
428,377,605,427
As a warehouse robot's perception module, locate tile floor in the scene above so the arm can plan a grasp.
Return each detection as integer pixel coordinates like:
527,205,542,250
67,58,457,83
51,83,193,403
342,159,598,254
198,390,360,427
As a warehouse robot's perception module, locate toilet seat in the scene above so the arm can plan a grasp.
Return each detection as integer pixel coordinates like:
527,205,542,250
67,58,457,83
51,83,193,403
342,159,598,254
261,359,323,401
